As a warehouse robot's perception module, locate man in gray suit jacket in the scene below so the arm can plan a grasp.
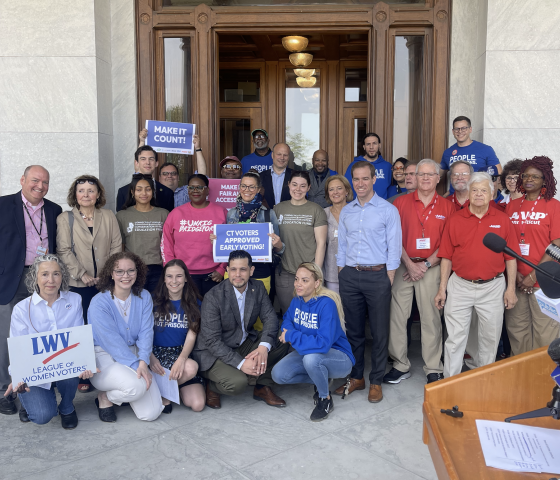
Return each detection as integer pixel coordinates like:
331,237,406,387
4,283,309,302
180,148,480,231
193,250,289,409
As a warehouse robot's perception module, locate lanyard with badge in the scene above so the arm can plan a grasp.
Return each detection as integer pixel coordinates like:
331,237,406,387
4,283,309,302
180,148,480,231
23,204,48,256
518,195,540,256
415,196,437,250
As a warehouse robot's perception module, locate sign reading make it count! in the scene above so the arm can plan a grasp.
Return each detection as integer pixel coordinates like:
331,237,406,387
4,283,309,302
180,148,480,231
8,325,96,387
145,120,196,155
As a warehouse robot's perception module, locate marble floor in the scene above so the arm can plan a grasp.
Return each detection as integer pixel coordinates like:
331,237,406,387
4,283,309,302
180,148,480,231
0,341,437,480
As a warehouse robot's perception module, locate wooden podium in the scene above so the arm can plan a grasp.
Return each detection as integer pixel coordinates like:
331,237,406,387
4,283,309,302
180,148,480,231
423,346,559,479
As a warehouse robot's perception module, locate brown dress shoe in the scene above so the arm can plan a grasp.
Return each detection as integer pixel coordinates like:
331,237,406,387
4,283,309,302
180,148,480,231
368,384,383,403
205,382,221,409
333,377,365,398
253,386,286,407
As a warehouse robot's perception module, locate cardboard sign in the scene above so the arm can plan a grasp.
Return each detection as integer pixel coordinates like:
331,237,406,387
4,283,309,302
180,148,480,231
8,325,96,387
213,223,272,263
145,120,196,155
208,178,240,209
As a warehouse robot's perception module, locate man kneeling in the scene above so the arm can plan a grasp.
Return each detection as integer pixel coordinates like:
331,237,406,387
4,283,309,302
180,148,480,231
193,250,289,409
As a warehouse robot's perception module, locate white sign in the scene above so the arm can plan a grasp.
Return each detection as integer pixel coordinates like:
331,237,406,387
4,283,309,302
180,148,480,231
535,289,560,324
8,325,96,387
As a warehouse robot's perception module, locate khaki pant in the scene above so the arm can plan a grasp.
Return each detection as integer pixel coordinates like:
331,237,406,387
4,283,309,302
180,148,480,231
388,264,443,375
505,287,560,355
443,274,505,378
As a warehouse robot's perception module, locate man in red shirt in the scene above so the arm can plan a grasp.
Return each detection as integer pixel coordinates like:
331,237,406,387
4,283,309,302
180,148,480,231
385,159,455,385
435,172,518,378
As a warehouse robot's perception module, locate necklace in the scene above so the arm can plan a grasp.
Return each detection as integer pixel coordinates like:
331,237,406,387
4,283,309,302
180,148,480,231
115,295,132,317
79,210,94,221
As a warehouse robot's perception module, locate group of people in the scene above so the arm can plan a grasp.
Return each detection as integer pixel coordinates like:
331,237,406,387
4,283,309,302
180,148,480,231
0,114,559,429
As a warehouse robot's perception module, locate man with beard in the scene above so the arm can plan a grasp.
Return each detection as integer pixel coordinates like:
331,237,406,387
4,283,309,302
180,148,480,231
241,129,273,174
446,160,474,210
308,149,337,208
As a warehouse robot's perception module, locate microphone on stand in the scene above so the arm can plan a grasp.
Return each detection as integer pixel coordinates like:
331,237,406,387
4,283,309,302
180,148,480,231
546,243,560,263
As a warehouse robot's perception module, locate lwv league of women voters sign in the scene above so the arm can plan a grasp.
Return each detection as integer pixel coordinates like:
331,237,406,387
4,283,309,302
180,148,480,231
208,179,240,209
8,325,96,387
213,223,273,263
145,120,196,155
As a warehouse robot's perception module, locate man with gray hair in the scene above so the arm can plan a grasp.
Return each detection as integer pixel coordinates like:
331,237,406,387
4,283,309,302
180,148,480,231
0,166,62,417
435,172,518,378
446,160,474,210
384,159,455,385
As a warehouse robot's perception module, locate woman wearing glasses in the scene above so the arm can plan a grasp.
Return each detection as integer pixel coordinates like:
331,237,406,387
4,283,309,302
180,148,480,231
497,159,524,209
56,175,122,392
116,174,168,293
161,174,227,297
88,252,163,422
505,156,560,354
387,158,408,198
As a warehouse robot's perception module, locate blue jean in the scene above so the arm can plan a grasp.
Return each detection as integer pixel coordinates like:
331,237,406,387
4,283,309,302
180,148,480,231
272,349,353,398
19,377,79,425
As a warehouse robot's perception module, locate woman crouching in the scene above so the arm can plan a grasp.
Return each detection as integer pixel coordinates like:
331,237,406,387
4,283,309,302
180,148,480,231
272,262,355,422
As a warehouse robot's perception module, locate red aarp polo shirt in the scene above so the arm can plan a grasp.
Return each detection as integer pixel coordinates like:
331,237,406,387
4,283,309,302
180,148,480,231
394,191,455,259
505,197,560,287
446,193,499,212
438,205,520,281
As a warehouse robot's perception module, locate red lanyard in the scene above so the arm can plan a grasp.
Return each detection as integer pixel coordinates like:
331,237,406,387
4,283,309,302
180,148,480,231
415,196,437,238
518,195,540,243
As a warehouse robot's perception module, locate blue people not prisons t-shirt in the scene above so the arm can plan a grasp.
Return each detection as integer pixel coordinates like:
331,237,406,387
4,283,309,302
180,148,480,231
153,300,190,348
241,150,273,174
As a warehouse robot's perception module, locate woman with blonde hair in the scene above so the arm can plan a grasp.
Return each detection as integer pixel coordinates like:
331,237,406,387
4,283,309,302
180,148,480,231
272,262,354,422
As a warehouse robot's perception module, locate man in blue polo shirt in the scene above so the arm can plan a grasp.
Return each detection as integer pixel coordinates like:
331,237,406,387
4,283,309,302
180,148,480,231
241,129,273,174
441,116,501,194
344,133,392,199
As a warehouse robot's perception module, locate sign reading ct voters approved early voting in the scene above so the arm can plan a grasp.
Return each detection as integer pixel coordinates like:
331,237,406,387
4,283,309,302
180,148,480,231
8,325,96,387
208,179,240,209
213,223,273,263
145,120,196,155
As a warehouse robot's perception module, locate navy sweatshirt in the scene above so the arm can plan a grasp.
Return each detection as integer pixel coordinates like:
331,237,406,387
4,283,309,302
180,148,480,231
283,296,355,364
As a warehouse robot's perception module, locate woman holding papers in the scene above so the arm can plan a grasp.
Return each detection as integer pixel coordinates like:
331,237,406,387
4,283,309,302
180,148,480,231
6,254,95,429
161,174,227,297
150,259,205,413
272,262,354,422
88,252,163,423
116,174,168,293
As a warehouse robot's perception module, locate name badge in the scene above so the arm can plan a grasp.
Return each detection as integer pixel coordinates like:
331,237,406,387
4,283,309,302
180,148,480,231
416,238,431,250
334,229,338,238
519,243,530,256
36,245,47,256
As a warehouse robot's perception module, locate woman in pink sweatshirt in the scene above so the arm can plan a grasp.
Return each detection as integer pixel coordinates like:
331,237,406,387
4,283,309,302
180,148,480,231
161,174,227,297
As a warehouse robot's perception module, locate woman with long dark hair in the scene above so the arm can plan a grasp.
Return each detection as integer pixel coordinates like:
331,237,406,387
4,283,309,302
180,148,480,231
116,174,168,293
505,156,560,354
150,259,205,412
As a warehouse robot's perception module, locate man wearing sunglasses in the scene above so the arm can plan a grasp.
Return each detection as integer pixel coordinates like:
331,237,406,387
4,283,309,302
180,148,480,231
220,156,243,180
116,146,174,212
440,116,501,196
0,165,62,417
241,129,273,174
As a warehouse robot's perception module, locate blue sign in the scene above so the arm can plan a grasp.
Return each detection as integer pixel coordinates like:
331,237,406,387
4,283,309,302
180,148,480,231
145,120,196,155
213,223,273,263
552,366,560,388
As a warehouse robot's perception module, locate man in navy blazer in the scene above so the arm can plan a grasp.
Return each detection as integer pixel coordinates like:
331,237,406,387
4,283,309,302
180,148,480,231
260,143,292,209
116,146,174,212
0,166,62,416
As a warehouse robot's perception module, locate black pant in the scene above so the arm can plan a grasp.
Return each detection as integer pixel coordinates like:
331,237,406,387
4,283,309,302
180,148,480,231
70,285,99,324
145,264,163,294
191,273,221,298
339,266,391,385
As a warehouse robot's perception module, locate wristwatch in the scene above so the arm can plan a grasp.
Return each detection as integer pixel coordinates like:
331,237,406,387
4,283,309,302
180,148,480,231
424,261,432,269
195,148,202,152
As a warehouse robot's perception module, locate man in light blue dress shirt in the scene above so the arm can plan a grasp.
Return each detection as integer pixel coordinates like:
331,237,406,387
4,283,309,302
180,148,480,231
334,161,402,404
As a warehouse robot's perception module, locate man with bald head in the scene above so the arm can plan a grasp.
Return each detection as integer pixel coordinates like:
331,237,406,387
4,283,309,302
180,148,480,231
0,166,62,417
308,149,337,208
260,143,293,209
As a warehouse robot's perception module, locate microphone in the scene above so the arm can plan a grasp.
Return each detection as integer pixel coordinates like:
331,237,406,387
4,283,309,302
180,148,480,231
550,338,560,364
482,232,508,254
546,244,560,263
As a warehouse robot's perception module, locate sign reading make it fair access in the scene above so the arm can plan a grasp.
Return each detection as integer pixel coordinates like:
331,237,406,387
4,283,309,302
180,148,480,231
8,325,96,387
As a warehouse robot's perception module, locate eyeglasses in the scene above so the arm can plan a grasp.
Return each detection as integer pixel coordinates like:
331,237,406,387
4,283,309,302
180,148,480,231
222,164,241,170
521,173,543,181
452,126,470,133
187,185,207,191
113,269,137,277
240,184,258,191
253,134,267,140
451,172,471,178
416,173,439,178
161,171,178,177
392,166,405,171
76,179,96,185
505,175,519,182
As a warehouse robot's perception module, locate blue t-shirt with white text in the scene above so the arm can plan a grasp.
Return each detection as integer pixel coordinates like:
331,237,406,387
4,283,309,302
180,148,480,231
241,150,273,174
344,155,392,199
153,300,193,348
